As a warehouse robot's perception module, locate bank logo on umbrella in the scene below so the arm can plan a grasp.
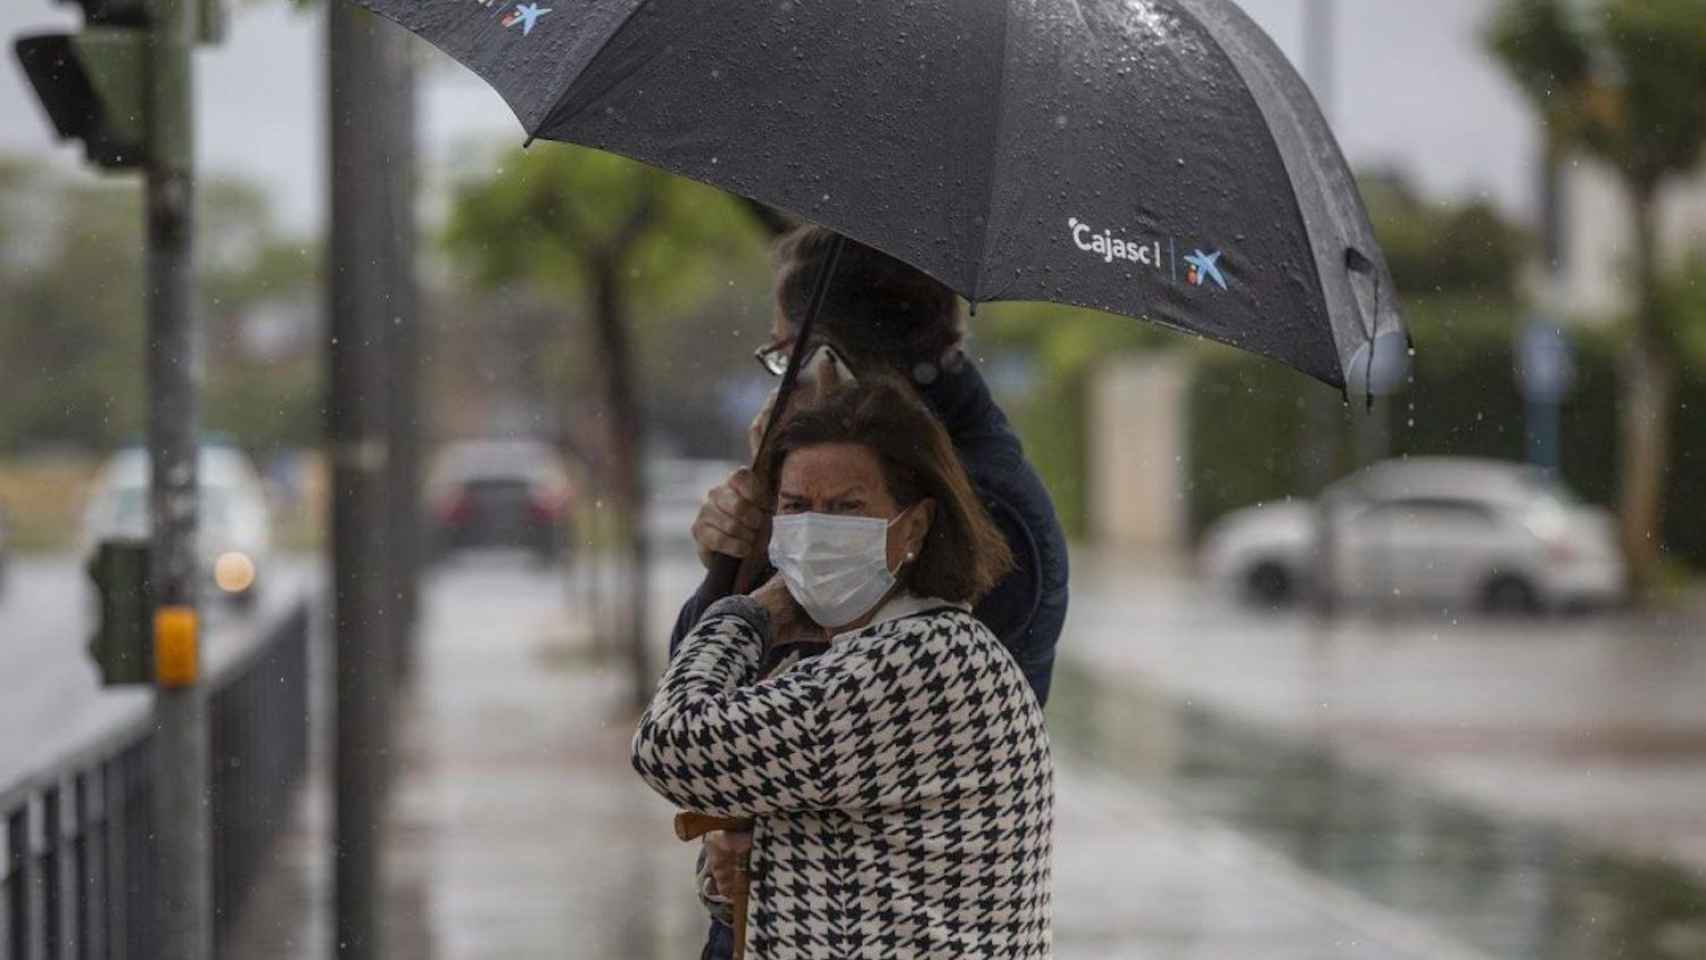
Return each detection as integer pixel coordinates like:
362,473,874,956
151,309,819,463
500,2,551,34
1067,217,1163,269
1184,249,1227,290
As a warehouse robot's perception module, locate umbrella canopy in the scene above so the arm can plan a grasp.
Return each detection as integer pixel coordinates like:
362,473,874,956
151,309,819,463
354,0,1404,393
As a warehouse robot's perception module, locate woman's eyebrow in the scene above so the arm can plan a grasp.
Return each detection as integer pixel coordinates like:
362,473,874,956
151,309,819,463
779,484,868,502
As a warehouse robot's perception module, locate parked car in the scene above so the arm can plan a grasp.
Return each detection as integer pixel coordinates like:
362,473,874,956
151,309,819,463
79,445,274,610
1200,458,1627,615
426,440,574,564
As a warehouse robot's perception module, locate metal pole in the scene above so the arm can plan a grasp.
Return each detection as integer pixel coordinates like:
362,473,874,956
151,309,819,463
328,5,395,957
145,0,210,953
384,36,422,681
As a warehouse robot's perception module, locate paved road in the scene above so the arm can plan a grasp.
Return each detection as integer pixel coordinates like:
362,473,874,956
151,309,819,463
0,552,315,785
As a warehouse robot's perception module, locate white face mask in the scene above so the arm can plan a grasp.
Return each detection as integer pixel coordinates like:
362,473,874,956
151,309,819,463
768,510,906,629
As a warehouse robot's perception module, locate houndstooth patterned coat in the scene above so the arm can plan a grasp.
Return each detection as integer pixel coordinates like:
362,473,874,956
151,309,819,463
633,595,1054,959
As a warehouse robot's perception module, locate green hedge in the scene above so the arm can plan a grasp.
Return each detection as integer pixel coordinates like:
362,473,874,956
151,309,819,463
1187,298,1706,569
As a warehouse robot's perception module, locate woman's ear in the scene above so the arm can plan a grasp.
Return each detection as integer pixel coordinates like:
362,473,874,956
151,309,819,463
904,498,936,557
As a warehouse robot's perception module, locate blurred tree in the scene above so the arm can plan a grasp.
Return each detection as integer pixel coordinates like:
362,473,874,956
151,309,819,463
1488,0,1706,591
1359,170,1529,301
0,155,320,453
445,145,768,707
0,173,146,450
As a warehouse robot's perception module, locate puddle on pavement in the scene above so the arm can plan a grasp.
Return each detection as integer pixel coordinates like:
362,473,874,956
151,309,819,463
1049,661,1706,960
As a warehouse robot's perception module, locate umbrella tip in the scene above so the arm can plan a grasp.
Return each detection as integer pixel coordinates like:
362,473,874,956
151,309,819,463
523,134,537,149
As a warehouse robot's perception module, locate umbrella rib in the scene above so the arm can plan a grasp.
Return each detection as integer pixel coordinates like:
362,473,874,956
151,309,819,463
967,0,1017,306
524,0,658,143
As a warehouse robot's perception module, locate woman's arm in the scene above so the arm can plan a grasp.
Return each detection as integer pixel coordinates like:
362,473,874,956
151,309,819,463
632,605,982,818
632,595,831,817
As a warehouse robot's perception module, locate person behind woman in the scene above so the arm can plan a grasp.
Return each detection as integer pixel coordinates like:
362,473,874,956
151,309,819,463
634,381,1054,959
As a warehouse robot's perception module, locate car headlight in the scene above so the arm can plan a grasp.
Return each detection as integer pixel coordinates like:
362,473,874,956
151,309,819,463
214,552,257,593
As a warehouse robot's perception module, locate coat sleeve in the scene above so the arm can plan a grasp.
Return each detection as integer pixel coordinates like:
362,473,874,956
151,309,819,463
632,602,978,818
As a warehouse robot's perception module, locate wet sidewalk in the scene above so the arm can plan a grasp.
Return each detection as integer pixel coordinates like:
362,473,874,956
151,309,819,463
1065,548,1706,881
230,555,1490,959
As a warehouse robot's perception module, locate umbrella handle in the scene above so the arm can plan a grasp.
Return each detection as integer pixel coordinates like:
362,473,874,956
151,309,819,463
705,552,743,598
703,233,847,601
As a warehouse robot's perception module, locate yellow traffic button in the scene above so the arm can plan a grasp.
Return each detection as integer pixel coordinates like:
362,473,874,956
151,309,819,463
154,606,199,688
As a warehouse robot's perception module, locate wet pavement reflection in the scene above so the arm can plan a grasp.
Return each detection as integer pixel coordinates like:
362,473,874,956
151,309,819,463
1051,660,1706,960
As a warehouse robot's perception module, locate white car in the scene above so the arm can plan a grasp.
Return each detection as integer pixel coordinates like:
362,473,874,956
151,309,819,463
1200,458,1627,615
80,445,274,609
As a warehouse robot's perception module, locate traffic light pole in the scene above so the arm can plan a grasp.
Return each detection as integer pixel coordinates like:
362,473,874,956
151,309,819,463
145,0,210,955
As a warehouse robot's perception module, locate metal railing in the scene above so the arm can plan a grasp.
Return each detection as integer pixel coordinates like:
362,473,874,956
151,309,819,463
0,598,312,960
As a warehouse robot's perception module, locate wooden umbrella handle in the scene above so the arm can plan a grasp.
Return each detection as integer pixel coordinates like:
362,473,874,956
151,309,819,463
674,812,749,841
674,813,755,959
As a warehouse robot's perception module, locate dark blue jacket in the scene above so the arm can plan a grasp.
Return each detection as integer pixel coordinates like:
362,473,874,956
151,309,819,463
665,360,1070,960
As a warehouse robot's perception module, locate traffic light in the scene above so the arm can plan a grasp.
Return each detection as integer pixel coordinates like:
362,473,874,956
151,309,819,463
86,538,154,685
14,31,146,169
13,0,225,171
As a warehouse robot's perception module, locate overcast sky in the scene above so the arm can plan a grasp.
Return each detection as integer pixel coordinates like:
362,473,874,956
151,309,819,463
0,0,1539,236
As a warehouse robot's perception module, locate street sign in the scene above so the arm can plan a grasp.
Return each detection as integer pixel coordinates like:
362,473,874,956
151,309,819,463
1517,317,1576,403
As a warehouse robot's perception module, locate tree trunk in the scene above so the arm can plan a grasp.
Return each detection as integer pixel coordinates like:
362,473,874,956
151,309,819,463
591,260,651,711
1617,190,1675,596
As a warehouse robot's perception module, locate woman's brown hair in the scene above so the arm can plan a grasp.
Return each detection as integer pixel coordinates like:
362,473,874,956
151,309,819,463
773,226,965,373
757,379,1013,605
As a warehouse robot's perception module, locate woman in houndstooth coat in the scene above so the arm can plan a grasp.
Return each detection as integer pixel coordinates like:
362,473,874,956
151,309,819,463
633,381,1054,959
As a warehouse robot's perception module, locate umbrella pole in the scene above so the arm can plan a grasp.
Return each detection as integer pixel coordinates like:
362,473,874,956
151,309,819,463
709,232,847,596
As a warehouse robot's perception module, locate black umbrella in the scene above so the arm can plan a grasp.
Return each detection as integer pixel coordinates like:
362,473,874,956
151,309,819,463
349,0,1405,397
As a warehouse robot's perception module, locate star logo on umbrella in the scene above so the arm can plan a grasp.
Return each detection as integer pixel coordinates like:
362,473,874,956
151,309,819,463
502,2,551,35
1184,249,1227,290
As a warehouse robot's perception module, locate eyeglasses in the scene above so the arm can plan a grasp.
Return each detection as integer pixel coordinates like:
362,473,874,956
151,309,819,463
753,339,853,379
753,339,796,376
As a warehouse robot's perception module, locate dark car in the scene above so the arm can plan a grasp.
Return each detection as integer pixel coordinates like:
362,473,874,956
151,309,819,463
427,440,575,564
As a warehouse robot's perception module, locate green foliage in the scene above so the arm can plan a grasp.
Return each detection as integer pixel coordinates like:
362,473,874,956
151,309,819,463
1662,255,1706,367
0,154,321,454
1486,0,1706,190
445,145,767,310
0,174,146,450
1360,172,1529,300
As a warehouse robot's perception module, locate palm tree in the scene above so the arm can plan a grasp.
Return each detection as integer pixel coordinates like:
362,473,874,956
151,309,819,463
1487,0,1706,593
